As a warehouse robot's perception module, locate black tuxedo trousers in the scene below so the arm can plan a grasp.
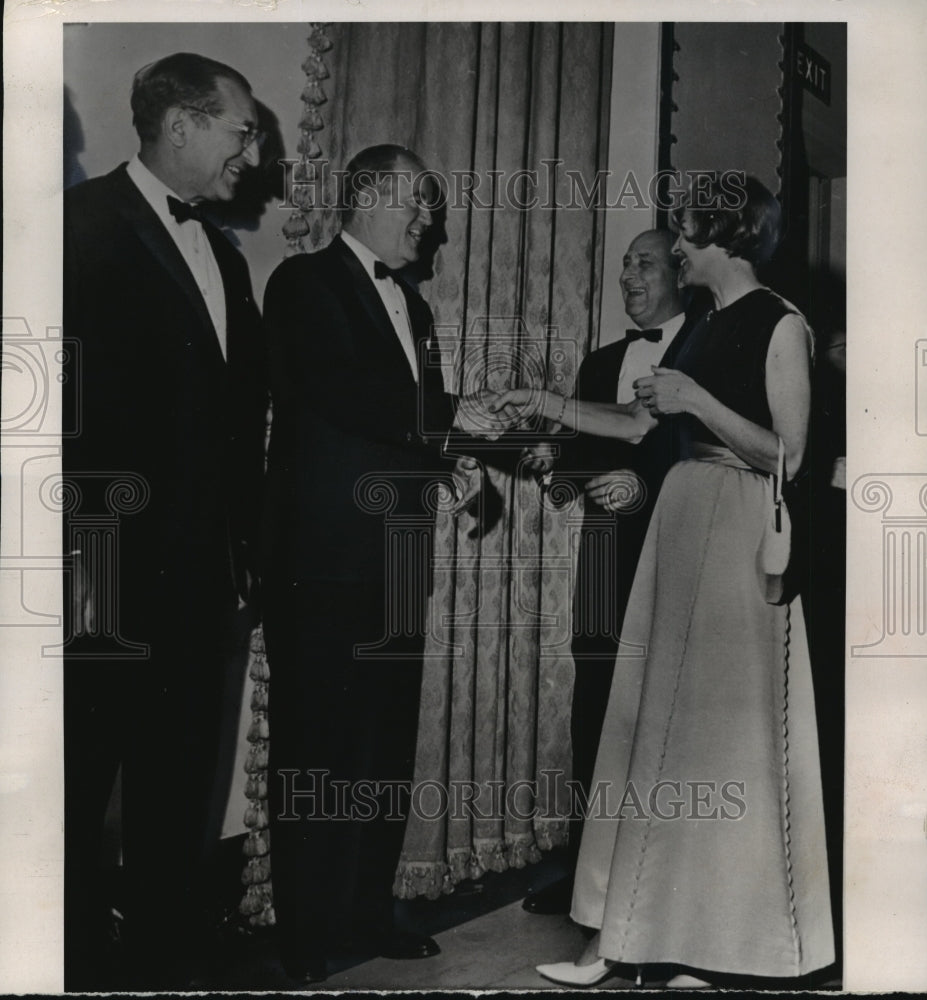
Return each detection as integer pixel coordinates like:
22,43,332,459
264,578,424,957
261,237,455,967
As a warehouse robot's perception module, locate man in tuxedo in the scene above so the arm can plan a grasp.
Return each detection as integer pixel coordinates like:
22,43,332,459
521,228,703,914
261,144,481,983
62,53,267,989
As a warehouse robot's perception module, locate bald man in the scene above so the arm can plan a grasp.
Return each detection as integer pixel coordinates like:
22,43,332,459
522,229,705,914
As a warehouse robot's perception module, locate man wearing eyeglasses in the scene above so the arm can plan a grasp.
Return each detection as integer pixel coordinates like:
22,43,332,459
62,52,267,990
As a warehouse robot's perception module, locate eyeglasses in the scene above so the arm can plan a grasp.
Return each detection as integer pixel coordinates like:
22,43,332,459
182,105,266,151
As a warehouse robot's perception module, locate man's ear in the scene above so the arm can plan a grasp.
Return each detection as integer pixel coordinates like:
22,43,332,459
162,106,189,149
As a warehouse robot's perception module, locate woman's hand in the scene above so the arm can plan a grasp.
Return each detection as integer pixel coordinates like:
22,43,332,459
455,389,521,440
633,367,703,416
487,387,550,425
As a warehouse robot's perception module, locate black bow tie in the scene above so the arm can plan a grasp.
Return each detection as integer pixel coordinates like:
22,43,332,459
167,196,207,225
374,260,404,281
626,328,662,343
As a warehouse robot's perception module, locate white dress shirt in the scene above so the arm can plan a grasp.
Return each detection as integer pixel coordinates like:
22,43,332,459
126,155,228,360
614,311,686,403
341,230,419,382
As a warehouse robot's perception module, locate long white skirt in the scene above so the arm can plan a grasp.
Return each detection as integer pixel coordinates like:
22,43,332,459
571,459,835,977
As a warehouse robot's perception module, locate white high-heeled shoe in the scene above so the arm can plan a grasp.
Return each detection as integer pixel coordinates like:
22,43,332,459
536,957,615,987
666,972,711,988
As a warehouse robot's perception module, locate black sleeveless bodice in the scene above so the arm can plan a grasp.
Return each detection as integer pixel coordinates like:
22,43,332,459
673,287,799,449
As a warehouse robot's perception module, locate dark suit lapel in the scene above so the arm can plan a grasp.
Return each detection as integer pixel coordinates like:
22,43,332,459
397,278,436,381
332,235,419,380
401,280,450,411
110,166,223,363
397,279,432,343
204,222,258,370
602,340,630,401
580,340,629,403
334,237,402,343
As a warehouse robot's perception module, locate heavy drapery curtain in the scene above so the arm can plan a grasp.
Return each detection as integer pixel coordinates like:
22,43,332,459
241,22,613,922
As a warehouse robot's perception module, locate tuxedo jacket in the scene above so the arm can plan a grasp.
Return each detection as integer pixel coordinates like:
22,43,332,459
62,164,267,632
557,312,702,519
261,235,456,585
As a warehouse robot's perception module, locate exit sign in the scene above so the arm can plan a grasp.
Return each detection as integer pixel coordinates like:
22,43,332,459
796,43,831,105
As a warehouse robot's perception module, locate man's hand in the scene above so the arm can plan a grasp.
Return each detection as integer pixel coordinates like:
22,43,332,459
521,441,555,476
454,389,523,441
450,455,482,514
486,387,547,426
585,470,645,512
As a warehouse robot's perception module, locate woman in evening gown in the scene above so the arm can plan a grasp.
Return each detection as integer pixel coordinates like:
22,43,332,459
491,176,834,987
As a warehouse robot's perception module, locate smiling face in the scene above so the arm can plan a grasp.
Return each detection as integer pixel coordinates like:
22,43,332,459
620,230,684,328
671,211,734,288
177,76,260,203
347,155,433,268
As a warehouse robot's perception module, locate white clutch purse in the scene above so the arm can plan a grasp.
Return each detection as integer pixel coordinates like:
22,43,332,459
756,436,792,605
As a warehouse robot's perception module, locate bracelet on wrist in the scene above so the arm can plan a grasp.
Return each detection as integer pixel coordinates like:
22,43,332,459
553,392,567,425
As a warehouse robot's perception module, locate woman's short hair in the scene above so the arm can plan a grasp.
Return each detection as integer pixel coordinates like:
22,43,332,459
671,174,782,266
131,52,252,144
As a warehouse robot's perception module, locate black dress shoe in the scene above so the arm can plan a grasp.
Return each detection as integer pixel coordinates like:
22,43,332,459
377,929,441,960
522,876,573,914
